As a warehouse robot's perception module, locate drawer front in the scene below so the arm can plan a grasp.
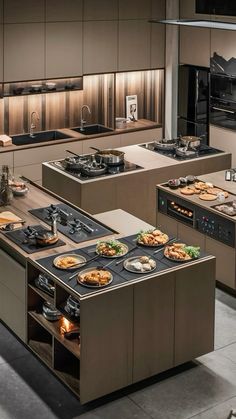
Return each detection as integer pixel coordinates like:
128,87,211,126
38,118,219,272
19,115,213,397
0,283,26,342
14,164,42,182
0,151,13,167
120,128,162,146
82,135,121,154
0,248,26,301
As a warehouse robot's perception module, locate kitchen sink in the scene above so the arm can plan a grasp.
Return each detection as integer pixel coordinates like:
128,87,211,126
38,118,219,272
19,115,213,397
11,130,71,146
71,124,113,136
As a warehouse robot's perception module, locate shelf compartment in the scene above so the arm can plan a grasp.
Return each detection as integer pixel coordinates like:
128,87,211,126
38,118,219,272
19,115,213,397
28,310,80,359
3,77,83,97
55,285,80,324
28,316,53,367
54,338,80,396
28,284,54,305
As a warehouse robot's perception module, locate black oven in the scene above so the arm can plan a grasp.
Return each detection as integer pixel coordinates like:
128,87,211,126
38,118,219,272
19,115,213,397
210,74,236,130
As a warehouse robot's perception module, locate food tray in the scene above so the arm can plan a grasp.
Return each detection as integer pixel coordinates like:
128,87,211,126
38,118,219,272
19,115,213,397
212,201,236,217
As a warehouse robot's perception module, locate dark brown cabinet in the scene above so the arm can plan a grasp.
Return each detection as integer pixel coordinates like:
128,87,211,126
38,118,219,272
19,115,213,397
45,0,83,22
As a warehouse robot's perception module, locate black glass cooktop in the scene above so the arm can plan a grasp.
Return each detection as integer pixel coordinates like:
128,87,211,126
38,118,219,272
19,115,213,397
49,159,143,181
139,142,223,161
29,203,114,244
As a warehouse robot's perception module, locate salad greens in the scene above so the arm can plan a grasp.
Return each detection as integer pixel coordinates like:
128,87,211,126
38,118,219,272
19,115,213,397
183,246,200,259
97,239,124,254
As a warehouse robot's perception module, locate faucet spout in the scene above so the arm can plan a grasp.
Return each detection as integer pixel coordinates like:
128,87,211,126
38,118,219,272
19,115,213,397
80,105,91,131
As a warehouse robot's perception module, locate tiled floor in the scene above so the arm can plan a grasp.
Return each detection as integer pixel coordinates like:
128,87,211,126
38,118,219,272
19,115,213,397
0,288,236,419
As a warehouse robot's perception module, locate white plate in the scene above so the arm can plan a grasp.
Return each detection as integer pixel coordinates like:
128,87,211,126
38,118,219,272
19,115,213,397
124,256,156,274
96,242,129,258
77,267,113,288
53,254,86,270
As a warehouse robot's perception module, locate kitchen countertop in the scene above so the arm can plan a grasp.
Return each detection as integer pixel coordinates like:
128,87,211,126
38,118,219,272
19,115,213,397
43,144,232,183
0,119,161,153
158,170,236,222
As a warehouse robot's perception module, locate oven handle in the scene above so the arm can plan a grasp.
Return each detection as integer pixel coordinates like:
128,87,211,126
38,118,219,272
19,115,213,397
211,106,235,114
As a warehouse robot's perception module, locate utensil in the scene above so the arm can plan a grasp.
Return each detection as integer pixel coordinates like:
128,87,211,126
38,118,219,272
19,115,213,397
68,254,101,280
90,147,125,166
115,245,137,265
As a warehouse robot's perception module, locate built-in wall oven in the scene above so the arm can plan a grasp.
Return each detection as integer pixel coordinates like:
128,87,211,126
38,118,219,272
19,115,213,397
158,188,235,247
210,74,236,130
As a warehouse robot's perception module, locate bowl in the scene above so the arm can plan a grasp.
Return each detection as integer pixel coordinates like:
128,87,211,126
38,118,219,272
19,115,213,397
31,84,42,92
45,82,56,91
185,175,196,184
11,185,29,196
168,178,180,189
116,117,127,129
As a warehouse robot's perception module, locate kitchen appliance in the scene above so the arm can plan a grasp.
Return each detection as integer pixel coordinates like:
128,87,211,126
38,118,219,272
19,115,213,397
210,74,236,130
158,188,235,247
178,65,209,144
49,156,143,181
42,301,62,321
64,295,80,319
139,142,223,161
29,203,114,244
3,225,65,254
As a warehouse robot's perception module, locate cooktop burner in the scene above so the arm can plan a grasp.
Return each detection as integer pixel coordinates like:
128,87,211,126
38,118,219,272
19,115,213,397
49,158,143,181
139,142,223,160
29,203,114,244
4,225,65,254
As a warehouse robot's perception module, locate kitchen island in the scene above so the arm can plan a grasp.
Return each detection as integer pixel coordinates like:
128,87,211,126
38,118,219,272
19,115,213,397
42,143,231,225
0,181,215,403
157,170,236,293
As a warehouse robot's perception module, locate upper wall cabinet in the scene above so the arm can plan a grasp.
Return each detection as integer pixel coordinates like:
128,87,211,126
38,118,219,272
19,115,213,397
4,24,45,82
0,25,3,83
4,0,45,23
211,29,236,65
0,1,3,23
46,0,83,22
46,22,83,78
179,26,210,68
83,21,118,74
151,0,166,19
179,0,210,19
83,0,118,20
119,0,151,19
118,21,151,71
151,23,165,69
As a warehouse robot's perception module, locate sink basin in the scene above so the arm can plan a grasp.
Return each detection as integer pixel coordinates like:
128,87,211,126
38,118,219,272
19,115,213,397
11,130,71,146
71,124,113,136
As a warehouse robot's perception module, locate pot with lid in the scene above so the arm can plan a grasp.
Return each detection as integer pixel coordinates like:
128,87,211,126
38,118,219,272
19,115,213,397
90,147,125,166
154,138,177,151
178,135,201,149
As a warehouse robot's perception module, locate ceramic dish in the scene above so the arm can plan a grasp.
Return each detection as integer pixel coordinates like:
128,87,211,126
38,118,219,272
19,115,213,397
77,267,113,288
123,255,156,273
96,241,129,258
137,229,169,247
53,254,86,270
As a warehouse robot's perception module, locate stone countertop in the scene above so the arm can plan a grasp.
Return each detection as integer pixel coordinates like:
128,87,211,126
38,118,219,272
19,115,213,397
0,119,161,153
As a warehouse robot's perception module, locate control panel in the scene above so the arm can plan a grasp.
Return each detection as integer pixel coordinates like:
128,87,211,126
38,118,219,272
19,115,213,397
195,207,235,247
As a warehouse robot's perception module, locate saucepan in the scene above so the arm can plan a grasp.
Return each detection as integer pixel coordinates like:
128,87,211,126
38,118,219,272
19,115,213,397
64,150,88,172
90,147,125,166
178,136,201,149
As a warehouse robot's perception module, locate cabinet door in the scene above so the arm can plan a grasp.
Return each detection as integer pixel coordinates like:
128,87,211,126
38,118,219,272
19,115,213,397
83,21,118,74
210,125,235,166
179,26,210,67
151,0,166,19
0,24,3,82
80,286,133,403
4,23,45,82
119,0,151,19
151,23,165,69
177,222,205,250
46,22,82,78
46,0,83,22
179,0,210,19
82,134,120,154
83,0,118,20
133,273,175,382
120,127,162,146
4,0,45,23
0,151,13,168
118,20,151,71
174,259,215,366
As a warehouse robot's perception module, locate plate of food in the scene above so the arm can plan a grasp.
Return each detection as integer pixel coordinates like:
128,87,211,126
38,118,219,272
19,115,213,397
96,239,128,258
137,229,169,247
53,254,86,270
164,243,201,262
124,255,156,273
77,267,113,288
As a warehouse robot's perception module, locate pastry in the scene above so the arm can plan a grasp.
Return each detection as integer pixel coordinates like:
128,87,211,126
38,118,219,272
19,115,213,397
199,193,217,201
180,187,195,195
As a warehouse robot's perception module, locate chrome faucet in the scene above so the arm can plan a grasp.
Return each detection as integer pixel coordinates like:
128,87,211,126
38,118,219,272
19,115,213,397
30,111,40,138
80,105,91,131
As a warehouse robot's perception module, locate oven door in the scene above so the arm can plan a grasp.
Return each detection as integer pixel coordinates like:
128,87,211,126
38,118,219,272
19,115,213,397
210,101,236,130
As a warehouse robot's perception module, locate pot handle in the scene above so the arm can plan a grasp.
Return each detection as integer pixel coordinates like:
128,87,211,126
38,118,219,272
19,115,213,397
90,146,101,152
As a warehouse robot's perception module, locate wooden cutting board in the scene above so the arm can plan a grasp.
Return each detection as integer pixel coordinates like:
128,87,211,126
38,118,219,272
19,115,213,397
0,211,22,225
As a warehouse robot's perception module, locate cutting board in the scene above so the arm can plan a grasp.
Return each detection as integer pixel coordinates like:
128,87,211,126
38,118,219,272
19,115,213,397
0,211,23,227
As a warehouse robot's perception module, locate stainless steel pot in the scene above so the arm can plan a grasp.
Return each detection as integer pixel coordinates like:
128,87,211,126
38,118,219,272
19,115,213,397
179,136,201,149
154,139,177,151
80,155,107,177
64,150,88,172
90,147,125,166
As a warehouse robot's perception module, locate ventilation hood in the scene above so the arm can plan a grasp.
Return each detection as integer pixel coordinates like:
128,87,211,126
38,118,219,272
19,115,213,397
150,19,236,31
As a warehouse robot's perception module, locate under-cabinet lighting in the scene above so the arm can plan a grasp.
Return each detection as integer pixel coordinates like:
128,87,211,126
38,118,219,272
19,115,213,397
150,19,236,31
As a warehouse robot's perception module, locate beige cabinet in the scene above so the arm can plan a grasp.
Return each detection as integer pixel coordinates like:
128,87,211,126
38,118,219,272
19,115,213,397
151,23,165,69
174,260,215,366
210,125,236,166
83,0,118,20
83,21,118,74
133,273,175,382
120,127,162,146
4,0,45,23
4,23,45,82
0,151,13,168
82,134,120,154
118,20,151,71
46,0,83,22
0,1,3,22
151,0,166,19
119,0,151,19
45,22,83,78
0,249,26,342
211,29,236,67
206,237,236,290
179,26,210,67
